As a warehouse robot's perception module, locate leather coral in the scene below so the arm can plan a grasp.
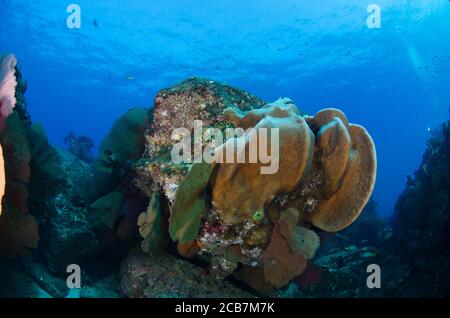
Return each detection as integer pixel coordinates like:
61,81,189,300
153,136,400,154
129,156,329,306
211,98,314,226
303,108,377,232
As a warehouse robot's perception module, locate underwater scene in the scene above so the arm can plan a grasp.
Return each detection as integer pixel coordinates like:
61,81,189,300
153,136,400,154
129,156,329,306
0,0,449,301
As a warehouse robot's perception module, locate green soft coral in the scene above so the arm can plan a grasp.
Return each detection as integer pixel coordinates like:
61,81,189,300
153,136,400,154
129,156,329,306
169,162,216,244
94,107,150,195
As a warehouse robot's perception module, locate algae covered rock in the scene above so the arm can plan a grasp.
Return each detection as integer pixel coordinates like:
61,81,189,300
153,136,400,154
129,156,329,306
135,77,265,205
38,149,103,273
24,123,105,273
120,249,255,298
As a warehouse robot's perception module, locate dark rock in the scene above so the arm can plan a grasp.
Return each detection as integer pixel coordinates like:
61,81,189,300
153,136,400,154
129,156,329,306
120,249,255,298
37,149,103,273
80,275,123,298
388,120,450,296
0,256,68,298
272,244,408,298
392,122,450,259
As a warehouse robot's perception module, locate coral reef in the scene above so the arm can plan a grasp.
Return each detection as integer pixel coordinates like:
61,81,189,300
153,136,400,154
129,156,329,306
387,120,450,296
3,68,448,298
392,121,449,258
133,78,377,292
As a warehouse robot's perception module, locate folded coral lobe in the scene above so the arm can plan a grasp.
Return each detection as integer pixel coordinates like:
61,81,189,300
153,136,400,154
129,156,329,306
308,109,377,232
0,54,17,121
212,98,314,225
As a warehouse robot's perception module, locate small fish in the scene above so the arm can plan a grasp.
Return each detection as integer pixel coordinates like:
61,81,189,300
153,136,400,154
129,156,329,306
93,19,98,27
127,76,135,80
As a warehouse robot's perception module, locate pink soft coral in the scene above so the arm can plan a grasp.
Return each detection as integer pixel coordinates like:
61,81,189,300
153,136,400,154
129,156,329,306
0,54,18,122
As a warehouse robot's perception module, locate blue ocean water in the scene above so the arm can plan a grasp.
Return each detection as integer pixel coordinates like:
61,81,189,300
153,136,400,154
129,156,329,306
0,0,449,218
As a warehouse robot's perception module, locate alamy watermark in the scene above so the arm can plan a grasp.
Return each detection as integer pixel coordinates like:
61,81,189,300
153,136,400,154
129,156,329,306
366,4,382,29
366,264,381,288
66,4,81,29
66,4,382,30
66,264,81,289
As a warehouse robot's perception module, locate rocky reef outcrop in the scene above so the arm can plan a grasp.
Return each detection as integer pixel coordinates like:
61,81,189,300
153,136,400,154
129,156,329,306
387,120,450,297
130,77,377,293
392,121,449,258
1,57,449,298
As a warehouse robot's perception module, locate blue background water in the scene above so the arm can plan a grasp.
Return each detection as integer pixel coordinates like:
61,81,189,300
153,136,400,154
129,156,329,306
0,0,449,218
